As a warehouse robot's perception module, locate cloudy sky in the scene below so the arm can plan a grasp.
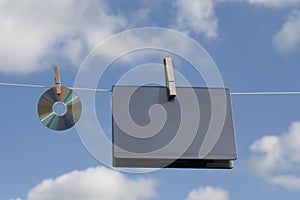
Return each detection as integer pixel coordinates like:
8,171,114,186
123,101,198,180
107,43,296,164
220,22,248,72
1,0,300,199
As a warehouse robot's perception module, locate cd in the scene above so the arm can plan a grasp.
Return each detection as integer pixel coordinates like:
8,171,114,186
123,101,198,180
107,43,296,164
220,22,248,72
38,86,82,131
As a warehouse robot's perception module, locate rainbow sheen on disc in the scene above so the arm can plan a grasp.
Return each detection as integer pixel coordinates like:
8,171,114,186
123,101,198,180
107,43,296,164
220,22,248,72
38,86,82,131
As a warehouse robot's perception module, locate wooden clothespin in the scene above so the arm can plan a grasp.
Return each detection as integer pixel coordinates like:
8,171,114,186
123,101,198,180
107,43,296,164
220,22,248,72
54,66,61,95
164,57,176,100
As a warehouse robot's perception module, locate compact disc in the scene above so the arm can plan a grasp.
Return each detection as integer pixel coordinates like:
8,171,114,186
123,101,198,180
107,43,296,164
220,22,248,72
38,86,82,131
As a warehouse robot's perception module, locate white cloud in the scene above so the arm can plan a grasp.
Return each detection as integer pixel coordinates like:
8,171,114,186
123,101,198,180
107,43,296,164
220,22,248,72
272,10,300,53
25,166,157,200
0,0,126,74
185,186,229,200
173,0,219,39
224,1,300,54
250,121,300,190
0,0,220,75
250,135,282,175
245,0,300,7
241,1,300,53
270,175,300,190
2,0,299,75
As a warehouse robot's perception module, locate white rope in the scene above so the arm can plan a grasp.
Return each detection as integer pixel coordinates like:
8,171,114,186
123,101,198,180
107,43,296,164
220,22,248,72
70,87,111,92
230,91,300,95
0,82,51,89
1,82,300,95
0,82,111,92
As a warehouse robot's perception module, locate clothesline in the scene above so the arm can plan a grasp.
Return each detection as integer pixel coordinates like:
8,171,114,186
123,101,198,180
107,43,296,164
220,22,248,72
1,82,300,95
0,82,111,92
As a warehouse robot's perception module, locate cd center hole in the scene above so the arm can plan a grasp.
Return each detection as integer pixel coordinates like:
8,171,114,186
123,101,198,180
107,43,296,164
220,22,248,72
52,101,67,116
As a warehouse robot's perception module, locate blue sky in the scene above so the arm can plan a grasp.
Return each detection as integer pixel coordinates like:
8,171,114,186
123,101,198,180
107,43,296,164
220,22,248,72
1,0,300,199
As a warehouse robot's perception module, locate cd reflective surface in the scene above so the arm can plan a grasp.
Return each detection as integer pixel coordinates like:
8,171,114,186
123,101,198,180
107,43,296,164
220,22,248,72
38,86,82,131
